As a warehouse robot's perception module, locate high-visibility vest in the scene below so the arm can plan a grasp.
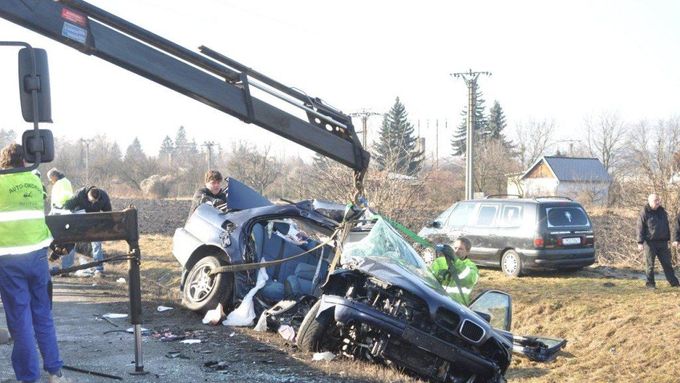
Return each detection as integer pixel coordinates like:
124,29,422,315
50,177,73,208
431,256,479,305
0,171,53,256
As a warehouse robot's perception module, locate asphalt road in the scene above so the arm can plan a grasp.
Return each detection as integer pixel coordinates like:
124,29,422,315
0,276,372,383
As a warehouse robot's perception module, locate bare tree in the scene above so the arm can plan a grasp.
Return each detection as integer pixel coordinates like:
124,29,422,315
585,112,627,175
473,138,522,195
225,141,281,195
513,119,556,169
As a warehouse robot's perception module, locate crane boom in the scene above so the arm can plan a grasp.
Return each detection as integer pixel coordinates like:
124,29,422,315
0,0,370,173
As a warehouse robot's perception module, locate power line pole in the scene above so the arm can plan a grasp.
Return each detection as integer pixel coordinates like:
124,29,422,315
80,138,94,185
451,69,491,200
435,119,439,170
203,141,216,170
349,109,382,147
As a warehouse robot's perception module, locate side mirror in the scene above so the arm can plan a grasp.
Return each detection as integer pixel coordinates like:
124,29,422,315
427,220,442,229
22,129,54,163
469,290,512,331
19,47,52,123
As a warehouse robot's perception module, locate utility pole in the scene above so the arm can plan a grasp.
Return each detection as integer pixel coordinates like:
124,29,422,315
451,69,491,200
203,141,216,170
435,119,439,170
80,138,94,185
350,109,382,148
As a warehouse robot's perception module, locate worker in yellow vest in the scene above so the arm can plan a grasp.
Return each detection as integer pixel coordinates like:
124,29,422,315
0,144,68,382
46,167,76,271
431,237,479,306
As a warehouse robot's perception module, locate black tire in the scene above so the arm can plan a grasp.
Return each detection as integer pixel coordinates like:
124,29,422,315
182,256,232,313
501,249,523,277
296,300,335,352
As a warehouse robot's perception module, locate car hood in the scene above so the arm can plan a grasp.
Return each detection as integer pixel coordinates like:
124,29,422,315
351,255,491,323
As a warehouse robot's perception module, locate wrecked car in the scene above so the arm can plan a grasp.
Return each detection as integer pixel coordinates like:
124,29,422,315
172,178,565,383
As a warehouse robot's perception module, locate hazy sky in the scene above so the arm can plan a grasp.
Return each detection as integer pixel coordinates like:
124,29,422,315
0,0,679,162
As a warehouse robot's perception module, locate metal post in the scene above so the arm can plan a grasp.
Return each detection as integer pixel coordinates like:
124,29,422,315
435,119,439,170
450,69,491,200
350,109,382,148
203,141,215,170
80,138,93,185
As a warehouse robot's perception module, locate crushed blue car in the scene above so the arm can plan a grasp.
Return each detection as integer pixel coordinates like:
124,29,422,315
172,178,565,383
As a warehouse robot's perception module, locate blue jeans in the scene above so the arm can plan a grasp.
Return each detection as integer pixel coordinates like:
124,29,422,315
92,241,104,272
0,248,63,382
60,246,76,269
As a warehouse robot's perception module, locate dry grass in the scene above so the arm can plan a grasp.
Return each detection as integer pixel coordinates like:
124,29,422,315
483,268,680,383
104,235,680,382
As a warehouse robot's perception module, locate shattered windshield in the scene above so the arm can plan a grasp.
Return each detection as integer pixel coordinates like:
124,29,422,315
342,218,428,269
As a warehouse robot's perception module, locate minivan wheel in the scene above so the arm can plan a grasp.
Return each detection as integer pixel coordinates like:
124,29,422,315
501,250,523,277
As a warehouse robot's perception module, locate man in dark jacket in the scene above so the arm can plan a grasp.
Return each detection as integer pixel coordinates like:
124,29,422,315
188,170,226,218
64,186,112,276
636,193,679,288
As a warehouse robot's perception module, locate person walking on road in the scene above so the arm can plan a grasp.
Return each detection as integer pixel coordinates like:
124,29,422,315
636,193,680,289
0,143,69,382
63,186,112,277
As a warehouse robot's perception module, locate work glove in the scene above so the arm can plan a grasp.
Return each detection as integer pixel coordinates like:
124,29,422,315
435,243,457,261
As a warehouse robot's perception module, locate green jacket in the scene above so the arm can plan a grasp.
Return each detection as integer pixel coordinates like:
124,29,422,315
431,256,479,305
0,171,53,255
50,177,73,209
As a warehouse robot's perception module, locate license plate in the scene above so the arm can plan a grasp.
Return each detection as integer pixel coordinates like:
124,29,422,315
562,237,581,245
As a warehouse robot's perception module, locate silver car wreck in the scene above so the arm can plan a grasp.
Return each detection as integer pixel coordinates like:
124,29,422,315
172,178,565,383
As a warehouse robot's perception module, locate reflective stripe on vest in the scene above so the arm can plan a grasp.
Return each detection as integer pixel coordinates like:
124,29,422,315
0,210,46,222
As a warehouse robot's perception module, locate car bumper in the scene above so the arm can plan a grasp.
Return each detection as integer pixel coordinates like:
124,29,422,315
318,294,504,378
520,248,595,269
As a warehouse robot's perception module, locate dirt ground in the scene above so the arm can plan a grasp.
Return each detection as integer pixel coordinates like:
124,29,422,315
3,199,680,382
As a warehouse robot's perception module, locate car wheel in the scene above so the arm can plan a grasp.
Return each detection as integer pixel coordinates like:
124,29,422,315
501,250,523,277
297,300,335,352
182,255,232,313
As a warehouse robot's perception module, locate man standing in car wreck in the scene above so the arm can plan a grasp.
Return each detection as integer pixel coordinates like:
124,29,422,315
431,237,479,305
637,193,680,289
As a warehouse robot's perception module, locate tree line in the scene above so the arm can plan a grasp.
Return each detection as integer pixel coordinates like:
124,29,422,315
2,100,679,230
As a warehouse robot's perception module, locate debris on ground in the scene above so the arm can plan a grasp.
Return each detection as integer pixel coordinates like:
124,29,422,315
116,277,126,284
157,305,174,312
204,361,229,372
102,313,127,319
180,339,201,344
165,351,190,360
312,352,336,362
202,303,225,325
277,325,295,342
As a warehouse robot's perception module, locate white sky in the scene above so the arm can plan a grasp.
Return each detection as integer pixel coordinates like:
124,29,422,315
1,0,679,162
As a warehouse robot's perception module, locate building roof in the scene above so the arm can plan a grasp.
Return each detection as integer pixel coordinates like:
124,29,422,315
521,156,612,182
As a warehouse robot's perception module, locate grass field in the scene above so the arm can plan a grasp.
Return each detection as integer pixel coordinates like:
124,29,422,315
104,235,680,382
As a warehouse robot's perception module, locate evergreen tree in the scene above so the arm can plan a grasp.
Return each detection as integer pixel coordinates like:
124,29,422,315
486,101,506,139
159,135,174,160
486,100,513,149
451,88,487,155
372,97,423,175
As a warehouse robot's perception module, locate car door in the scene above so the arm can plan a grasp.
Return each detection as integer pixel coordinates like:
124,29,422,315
494,203,526,251
467,203,500,265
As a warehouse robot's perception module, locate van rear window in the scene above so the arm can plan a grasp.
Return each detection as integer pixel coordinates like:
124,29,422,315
546,207,589,227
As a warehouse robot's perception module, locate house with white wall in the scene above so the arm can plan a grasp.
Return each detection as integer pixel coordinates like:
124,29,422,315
508,156,611,205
